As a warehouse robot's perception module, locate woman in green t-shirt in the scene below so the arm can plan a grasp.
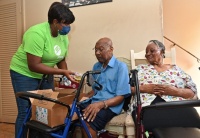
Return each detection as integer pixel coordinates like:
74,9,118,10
10,2,75,137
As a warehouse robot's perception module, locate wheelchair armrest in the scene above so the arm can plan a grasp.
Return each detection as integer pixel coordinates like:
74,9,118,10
143,100,200,110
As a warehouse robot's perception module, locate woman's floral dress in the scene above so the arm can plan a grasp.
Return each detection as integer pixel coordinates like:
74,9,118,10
136,64,197,106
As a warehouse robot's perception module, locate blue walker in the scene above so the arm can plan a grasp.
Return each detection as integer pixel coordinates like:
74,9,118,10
16,70,101,138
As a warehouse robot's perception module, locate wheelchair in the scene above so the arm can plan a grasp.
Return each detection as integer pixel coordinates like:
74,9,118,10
130,69,200,138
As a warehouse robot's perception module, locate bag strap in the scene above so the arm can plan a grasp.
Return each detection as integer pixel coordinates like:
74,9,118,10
37,74,46,90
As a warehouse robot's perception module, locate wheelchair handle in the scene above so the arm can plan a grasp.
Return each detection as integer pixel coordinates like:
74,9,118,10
16,92,70,111
87,70,101,74
75,70,101,100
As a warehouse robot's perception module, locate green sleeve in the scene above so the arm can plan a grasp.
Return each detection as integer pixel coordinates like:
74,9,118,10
23,31,46,57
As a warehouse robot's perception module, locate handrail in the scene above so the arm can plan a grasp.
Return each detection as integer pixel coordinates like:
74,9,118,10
164,36,200,63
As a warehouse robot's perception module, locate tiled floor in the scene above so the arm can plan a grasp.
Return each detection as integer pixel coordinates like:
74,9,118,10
0,123,15,138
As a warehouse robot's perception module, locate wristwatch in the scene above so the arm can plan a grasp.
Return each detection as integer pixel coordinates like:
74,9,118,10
103,100,108,109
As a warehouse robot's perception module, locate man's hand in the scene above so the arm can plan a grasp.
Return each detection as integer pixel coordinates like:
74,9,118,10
82,102,104,122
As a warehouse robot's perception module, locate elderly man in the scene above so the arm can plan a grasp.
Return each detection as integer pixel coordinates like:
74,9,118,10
80,37,131,138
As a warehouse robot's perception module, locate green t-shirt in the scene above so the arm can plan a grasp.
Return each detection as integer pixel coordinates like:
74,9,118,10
10,22,69,79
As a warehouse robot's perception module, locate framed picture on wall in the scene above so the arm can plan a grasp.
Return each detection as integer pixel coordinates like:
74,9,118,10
62,0,112,8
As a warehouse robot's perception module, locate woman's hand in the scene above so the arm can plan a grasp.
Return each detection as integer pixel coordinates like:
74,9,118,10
133,84,168,96
153,84,170,96
63,70,76,82
153,84,195,99
150,84,179,97
133,84,195,99
82,102,104,122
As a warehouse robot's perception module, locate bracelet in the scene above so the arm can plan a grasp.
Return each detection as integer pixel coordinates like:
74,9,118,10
103,100,108,109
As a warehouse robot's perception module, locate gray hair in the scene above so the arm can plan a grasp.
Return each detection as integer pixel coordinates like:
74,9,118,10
149,40,165,58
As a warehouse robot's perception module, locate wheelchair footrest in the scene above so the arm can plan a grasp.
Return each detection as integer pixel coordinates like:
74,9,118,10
26,120,65,134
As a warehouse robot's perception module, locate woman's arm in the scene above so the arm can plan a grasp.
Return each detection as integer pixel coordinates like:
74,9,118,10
27,53,75,81
154,85,196,99
131,84,155,94
131,84,196,99
56,58,68,70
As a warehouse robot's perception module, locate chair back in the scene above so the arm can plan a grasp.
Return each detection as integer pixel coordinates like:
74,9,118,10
131,47,176,69
117,57,131,72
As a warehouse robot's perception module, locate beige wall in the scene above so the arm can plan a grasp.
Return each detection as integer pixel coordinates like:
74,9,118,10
23,0,163,73
163,0,200,97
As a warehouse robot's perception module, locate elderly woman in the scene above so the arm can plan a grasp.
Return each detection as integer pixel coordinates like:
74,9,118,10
131,40,198,106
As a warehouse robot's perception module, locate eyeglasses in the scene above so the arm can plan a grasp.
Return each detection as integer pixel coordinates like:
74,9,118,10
92,44,111,53
146,49,160,54
145,49,161,57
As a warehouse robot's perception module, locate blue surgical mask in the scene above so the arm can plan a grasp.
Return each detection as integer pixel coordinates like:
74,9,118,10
59,26,71,35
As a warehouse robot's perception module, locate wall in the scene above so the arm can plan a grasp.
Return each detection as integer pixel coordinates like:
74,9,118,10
163,0,200,97
23,0,163,73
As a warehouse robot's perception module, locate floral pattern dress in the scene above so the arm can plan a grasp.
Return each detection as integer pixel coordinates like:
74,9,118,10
136,64,197,106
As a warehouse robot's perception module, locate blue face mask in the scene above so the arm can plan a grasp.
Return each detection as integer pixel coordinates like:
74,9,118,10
59,26,71,35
